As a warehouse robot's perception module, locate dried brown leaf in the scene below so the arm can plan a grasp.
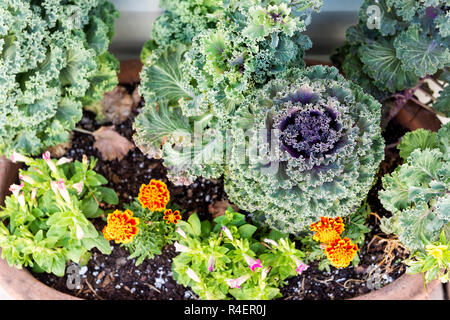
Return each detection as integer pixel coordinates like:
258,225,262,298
102,86,134,124
93,126,134,161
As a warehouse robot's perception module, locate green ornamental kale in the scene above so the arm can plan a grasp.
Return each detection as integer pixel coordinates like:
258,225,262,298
225,65,385,234
140,0,223,62
331,0,449,116
379,123,450,253
0,0,119,156
135,0,322,185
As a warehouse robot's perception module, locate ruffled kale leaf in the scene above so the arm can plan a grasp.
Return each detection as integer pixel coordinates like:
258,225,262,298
394,25,450,78
359,38,419,93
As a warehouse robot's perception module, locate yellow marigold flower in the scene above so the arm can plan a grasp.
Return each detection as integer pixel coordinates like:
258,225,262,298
163,209,182,224
325,237,358,269
138,179,170,211
102,209,139,244
310,216,345,244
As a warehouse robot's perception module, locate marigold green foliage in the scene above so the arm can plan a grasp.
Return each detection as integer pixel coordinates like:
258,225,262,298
0,0,119,156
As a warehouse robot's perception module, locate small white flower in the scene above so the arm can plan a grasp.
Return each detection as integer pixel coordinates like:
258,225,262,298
263,238,279,247
9,183,24,198
18,192,26,208
56,157,73,166
30,188,37,202
226,275,249,289
57,179,71,204
72,181,84,195
174,241,191,253
222,226,233,241
176,227,187,239
75,223,85,240
19,175,36,185
186,268,201,283
10,152,29,163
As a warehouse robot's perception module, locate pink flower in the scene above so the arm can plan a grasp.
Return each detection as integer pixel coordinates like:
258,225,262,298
57,179,71,203
207,255,215,272
19,175,35,185
174,241,191,253
30,188,37,202
10,152,29,163
33,167,44,175
72,181,84,195
18,192,25,208
176,227,187,239
9,183,24,198
42,151,57,173
50,181,59,196
243,254,263,272
294,258,309,275
222,226,233,241
226,275,249,289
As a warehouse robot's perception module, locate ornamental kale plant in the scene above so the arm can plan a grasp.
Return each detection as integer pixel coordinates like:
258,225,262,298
0,153,117,276
379,123,449,258
0,0,119,156
331,1,449,118
172,208,308,300
140,0,223,62
134,0,322,184
225,66,384,233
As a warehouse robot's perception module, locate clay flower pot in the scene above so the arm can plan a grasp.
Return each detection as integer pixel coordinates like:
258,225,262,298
0,60,442,300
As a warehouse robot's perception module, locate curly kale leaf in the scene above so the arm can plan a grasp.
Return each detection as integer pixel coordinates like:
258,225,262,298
140,0,222,61
394,25,450,78
433,85,450,117
359,38,419,93
397,128,438,160
225,65,384,233
379,124,450,252
0,0,119,156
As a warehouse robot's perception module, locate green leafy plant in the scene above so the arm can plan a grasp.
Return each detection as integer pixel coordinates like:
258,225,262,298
140,0,223,62
0,153,117,276
0,0,119,156
331,1,449,120
379,123,449,283
172,207,308,300
405,230,449,284
121,199,178,266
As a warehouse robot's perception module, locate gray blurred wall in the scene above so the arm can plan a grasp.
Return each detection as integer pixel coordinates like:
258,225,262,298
109,0,364,61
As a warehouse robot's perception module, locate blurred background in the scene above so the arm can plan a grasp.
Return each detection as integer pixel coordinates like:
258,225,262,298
108,0,364,61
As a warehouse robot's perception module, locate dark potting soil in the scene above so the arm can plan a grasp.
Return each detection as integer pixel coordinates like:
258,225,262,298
31,86,410,300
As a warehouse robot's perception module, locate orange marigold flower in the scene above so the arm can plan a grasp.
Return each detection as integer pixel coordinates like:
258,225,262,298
163,209,182,224
310,216,345,244
102,209,139,244
325,237,358,269
138,179,170,211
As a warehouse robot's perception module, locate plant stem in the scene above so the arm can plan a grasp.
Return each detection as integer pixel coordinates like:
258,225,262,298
73,127,94,136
